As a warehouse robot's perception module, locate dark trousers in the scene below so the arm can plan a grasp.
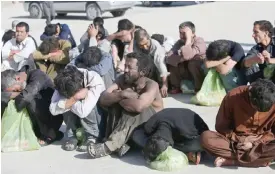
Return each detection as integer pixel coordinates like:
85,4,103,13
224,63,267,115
168,59,205,92
132,127,203,153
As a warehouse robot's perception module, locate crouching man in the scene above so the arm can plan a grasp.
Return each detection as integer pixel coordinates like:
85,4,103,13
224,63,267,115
201,79,275,167
132,108,209,165
1,68,63,146
49,66,106,151
87,52,164,158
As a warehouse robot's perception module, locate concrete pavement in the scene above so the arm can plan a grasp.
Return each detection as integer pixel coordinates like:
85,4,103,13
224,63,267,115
1,1,275,174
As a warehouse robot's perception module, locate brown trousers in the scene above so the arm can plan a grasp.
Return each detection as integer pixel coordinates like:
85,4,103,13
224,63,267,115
168,59,205,91
201,131,275,167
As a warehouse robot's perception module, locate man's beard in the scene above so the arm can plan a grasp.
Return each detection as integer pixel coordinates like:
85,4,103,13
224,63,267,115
124,74,138,84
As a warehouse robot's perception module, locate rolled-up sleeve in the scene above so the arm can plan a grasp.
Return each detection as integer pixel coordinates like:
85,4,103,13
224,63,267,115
180,37,206,61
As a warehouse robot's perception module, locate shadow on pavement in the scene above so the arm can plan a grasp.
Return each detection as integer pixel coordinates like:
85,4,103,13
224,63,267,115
117,150,147,167
11,15,113,21
136,1,200,8
168,93,195,105
74,153,92,160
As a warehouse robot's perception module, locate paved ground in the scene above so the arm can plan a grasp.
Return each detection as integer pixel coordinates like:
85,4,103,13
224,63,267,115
1,1,275,174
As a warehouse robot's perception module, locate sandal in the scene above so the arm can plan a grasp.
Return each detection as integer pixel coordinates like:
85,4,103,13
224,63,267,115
117,144,131,157
87,143,111,159
76,139,96,152
188,152,201,165
63,137,78,151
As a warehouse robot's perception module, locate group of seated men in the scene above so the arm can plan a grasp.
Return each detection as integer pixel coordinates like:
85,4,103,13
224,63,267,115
1,18,275,168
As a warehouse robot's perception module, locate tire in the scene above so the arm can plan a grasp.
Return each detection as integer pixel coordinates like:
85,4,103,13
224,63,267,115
57,13,67,17
29,3,43,19
194,1,206,4
111,10,126,17
142,1,154,7
161,2,172,6
86,3,101,20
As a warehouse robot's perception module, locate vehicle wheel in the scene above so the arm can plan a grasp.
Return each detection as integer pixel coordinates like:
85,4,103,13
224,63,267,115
142,1,154,7
57,13,67,17
29,3,43,19
194,1,206,4
161,2,172,6
111,10,126,17
86,3,101,20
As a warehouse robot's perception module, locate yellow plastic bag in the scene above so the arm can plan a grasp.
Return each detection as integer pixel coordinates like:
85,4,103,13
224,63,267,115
149,146,189,172
1,100,40,152
191,69,226,106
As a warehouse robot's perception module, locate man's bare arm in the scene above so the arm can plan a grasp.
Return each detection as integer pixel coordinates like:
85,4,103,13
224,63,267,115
99,83,123,107
119,80,158,113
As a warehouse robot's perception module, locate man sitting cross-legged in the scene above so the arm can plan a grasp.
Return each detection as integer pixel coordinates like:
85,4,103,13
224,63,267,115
87,52,164,158
49,66,106,152
201,79,275,167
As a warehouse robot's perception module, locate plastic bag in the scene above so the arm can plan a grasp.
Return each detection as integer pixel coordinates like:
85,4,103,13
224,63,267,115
1,100,40,152
149,146,189,172
180,80,195,94
76,127,86,144
191,69,226,106
264,64,275,79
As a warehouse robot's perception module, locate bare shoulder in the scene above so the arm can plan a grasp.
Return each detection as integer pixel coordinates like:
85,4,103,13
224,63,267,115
145,78,159,89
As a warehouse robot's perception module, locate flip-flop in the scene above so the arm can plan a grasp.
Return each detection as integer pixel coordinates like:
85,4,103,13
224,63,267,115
188,152,201,165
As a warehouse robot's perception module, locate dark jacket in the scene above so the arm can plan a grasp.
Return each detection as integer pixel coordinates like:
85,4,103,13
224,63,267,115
144,108,209,145
40,24,76,48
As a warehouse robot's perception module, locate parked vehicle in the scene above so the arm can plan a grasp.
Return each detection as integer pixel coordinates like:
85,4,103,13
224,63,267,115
23,1,135,20
141,1,209,7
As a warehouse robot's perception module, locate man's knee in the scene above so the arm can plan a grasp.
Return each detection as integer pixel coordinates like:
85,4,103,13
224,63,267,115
200,130,217,149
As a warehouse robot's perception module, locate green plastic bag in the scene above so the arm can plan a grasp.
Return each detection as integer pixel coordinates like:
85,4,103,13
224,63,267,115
149,146,189,172
76,127,86,144
1,100,40,152
180,80,195,94
191,69,226,106
264,64,275,79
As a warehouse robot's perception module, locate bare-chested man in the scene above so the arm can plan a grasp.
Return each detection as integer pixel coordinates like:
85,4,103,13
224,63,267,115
87,52,163,159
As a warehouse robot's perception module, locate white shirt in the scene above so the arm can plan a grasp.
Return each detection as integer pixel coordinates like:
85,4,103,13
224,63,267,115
49,69,106,118
1,37,36,71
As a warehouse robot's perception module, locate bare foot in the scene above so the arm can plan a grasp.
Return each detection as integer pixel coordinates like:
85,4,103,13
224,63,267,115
187,152,201,165
38,139,46,146
214,157,235,167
